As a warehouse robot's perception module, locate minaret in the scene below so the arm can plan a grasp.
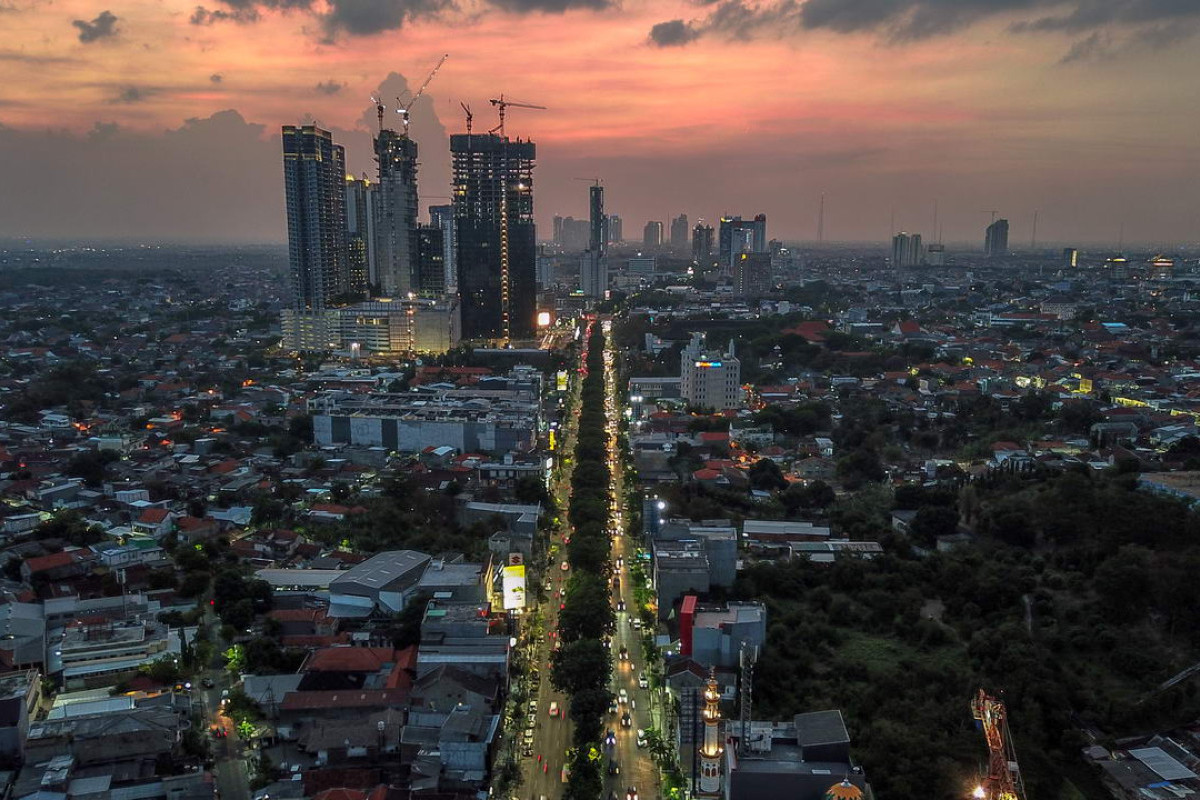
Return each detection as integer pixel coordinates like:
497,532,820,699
698,669,725,795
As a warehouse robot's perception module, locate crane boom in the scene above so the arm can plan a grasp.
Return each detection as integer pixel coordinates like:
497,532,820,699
489,94,546,137
395,53,449,136
971,689,1026,800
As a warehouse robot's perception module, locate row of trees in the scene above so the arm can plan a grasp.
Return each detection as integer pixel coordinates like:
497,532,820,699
551,328,617,800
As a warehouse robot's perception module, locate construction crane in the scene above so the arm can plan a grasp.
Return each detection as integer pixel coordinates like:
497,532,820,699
460,102,473,134
573,177,602,186
371,95,386,133
489,94,546,137
395,53,449,137
971,689,1027,800
982,210,998,224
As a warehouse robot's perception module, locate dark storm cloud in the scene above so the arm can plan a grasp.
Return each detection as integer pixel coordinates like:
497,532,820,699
1059,29,1111,61
111,85,154,104
72,10,119,43
648,0,1200,46
314,79,345,94
649,19,700,45
320,0,452,37
190,6,261,24
487,0,613,12
210,73,223,82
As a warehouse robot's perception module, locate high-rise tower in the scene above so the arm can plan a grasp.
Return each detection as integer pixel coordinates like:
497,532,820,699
697,670,725,796
344,175,375,296
282,125,348,311
374,129,419,297
429,204,456,292
985,219,1009,257
671,214,690,249
451,132,537,342
692,223,714,264
581,184,607,299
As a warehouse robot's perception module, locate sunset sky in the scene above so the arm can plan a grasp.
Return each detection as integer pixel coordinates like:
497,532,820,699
1,0,1198,246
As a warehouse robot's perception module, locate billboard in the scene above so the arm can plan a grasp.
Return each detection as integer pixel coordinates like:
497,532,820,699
556,370,568,391
502,564,526,611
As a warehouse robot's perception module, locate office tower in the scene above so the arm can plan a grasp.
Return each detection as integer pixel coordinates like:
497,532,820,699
589,185,605,253
985,218,1009,257
429,204,456,292
670,214,690,249
451,132,537,342
1063,247,1078,268
752,213,767,253
374,129,419,297
580,251,607,298
581,184,607,298
413,225,445,298
558,216,589,251
536,248,553,288
718,216,756,275
680,332,741,409
926,243,946,266
553,215,565,245
282,125,348,311
692,223,714,263
891,232,923,267
643,220,664,247
734,252,771,297
608,214,623,244
344,175,375,297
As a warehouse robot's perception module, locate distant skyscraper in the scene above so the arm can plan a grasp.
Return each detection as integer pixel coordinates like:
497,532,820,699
1063,247,1078,267
752,213,767,253
282,125,348,311
429,204,455,292
413,225,445,298
692,223,714,264
607,214,622,244
553,214,565,245
985,219,1009,257
451,132,537,342
344,175,375,297
589,185,605,253
643,220,663,247
734,252,771,297
891,232,923,267
926,243,946,266
719,216,757,276
374,129,419,296
670,214,689,249
581,184,607,299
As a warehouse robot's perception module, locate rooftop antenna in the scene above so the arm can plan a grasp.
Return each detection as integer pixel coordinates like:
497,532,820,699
933,199,939,242
890,208,896,238
1118,220,1125,253
983,209,998,224
1031,209,1039,249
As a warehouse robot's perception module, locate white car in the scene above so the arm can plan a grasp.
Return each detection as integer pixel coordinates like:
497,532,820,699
549,701,560,718
618,689,628,705
638,674,648,689
636,729,648,748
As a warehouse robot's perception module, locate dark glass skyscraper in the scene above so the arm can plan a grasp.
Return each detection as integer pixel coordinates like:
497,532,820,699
282,125,347,310
344,175,374,297
451,132,536,342
985,218,1010,257
413,225,446,298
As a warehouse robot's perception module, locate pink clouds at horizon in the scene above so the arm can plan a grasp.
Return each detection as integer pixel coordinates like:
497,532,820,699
1,0,1199,244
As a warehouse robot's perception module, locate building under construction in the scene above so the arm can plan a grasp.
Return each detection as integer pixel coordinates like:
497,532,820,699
451,132,537,343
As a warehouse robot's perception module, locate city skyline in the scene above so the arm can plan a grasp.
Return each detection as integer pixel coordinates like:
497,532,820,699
2,0,1200,245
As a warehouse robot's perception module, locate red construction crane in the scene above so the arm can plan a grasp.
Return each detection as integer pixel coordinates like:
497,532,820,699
489,94,546,137
971,689,1027,800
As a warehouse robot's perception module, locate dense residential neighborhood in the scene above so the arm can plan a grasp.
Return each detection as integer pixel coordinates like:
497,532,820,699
1,244,1200,800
